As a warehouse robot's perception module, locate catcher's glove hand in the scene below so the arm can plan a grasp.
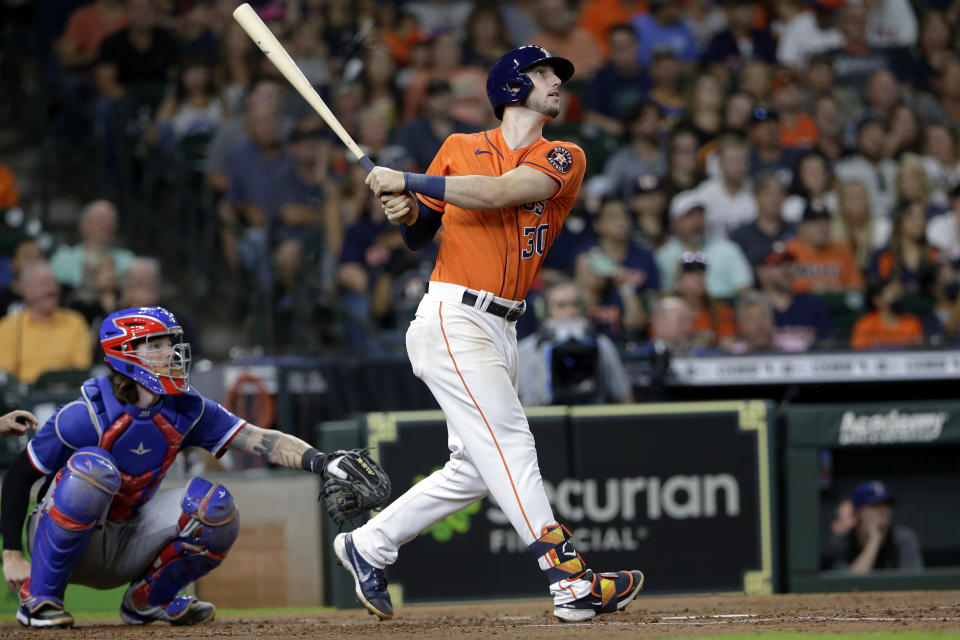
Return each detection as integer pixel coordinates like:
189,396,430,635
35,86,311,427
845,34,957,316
320,449,392,526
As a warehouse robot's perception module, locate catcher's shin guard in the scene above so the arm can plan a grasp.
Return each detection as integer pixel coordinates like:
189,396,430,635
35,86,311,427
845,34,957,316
25,448,121,605
124,477,238,615
529,524,644,622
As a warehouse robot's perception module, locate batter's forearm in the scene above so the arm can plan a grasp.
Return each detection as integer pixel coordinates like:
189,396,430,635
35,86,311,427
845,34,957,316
442,175,510,209
228,425,314,470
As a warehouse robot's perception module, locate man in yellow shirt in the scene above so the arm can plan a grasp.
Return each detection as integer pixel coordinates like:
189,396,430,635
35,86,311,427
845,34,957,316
0,263,92,384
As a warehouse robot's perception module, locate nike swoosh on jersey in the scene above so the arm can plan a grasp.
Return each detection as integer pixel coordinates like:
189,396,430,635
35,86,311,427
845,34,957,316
475,150,492,156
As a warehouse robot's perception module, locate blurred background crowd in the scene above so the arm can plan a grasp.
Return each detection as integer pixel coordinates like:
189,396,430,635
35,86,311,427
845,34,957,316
1,0,960,399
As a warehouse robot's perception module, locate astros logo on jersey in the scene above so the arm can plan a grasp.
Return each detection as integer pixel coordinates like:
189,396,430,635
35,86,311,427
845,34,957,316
547,146,573,174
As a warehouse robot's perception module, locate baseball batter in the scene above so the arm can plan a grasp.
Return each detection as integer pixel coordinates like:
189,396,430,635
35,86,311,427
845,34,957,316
335,46,644,623
1,306,390,628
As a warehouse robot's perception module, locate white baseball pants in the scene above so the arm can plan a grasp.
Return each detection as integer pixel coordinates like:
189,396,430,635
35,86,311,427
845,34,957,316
352,282,557,568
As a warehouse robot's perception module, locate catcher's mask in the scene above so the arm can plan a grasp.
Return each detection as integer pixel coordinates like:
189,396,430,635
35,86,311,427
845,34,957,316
100,306,192,394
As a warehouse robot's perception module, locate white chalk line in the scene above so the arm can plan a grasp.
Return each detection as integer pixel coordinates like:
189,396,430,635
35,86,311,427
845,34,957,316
514,614,960,629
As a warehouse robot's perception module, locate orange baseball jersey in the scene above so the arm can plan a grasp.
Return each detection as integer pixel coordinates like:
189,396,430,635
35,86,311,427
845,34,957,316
416,128,586,301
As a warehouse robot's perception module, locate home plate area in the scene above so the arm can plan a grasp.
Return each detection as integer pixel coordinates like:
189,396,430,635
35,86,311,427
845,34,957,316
4,590,959,639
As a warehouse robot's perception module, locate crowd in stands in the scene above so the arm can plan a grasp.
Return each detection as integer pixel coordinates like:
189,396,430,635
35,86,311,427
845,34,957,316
3,0,960,391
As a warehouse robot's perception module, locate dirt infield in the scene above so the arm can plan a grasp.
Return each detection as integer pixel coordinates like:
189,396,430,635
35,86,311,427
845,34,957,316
3,590,959,639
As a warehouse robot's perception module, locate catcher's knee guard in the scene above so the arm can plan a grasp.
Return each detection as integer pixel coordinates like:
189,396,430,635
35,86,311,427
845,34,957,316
127,477,239,609
26,448,121,604
529,523,587,584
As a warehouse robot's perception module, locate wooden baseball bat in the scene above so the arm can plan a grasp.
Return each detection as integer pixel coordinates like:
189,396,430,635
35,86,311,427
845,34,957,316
232,3,374,172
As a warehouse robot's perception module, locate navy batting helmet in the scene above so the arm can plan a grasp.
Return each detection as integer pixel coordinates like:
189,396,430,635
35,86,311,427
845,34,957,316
486,45,575,120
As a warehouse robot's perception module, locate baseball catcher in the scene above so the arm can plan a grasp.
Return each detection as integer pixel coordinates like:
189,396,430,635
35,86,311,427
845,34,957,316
0,306,390,628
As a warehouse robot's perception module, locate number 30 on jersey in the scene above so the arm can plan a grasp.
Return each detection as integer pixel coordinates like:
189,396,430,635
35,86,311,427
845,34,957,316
522,224,549,258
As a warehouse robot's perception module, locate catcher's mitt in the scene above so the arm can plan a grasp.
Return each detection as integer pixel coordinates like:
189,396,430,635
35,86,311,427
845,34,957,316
322,449,391,526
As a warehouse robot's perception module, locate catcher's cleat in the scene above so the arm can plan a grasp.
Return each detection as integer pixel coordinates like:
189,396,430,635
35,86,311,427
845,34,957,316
17,597,75,628
553,569,644,623
120,588,216,626
334,532,393,620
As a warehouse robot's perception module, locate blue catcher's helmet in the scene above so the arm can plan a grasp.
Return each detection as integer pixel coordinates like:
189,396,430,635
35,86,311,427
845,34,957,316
100,306,191,395
486,45,575,120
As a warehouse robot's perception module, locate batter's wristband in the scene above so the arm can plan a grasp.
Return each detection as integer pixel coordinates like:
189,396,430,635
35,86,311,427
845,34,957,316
404,172,446,201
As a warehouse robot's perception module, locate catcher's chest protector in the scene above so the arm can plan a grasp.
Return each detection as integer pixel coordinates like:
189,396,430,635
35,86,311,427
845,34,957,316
81,377,203,522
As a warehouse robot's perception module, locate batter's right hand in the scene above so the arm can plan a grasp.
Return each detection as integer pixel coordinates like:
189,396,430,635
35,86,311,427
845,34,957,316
2,550,30,594
381,191,419,225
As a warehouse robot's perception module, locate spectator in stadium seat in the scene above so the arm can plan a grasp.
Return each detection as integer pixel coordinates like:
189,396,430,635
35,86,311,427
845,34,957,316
218,105,289,275
530,0,604,79
393,79,475,173
93,0,179,155
857,69,900,135
676,73,724,149
894,153,947,220
602,101,667,200
832,180,891,272
673,251,737,350
632,0,698,68
835,118,899,219
755,246,833,351
895,10,952,95
696,134,758,238
461,4,512,69
578,0,646,59
659,128,704,201
150,57,226,157
576,199,660,295
0,236,43,318
774,73,819,151
885,106,924,163
656,190,754,297
634,295,696,356
824,481,923,573
573,200,651,338
722,92,755,138
865,0,917,48
64,252,120,328
783,151,838,224
788,201,865,294
922,262,960,346
921,122,960,209
747,107,799,184
703,0,776,76
811,94,846,162
738,59,773,105
55,0,126,71
867,201,940,292
0,262,92,385
205,77,287,194
927,183,960,262
645,48,686,125
730,173,795,268
825,3,891,96
402,32,489,127
583,24,650,137
777,0,845,70
517,279,633,407
936,56,960,127
629,175,669,249
49,199,135,292
850,276,924,350
726,290,779,354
